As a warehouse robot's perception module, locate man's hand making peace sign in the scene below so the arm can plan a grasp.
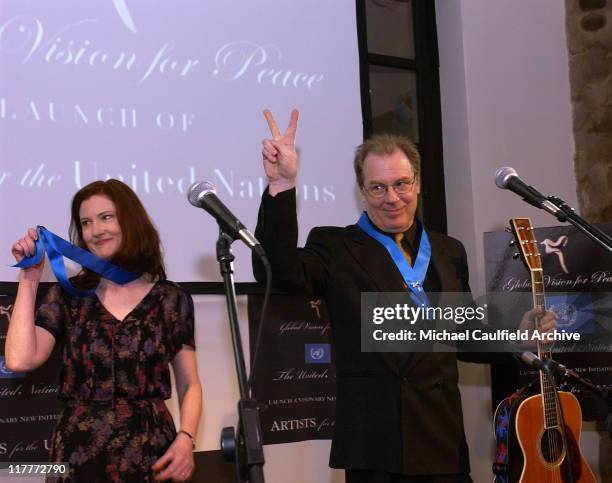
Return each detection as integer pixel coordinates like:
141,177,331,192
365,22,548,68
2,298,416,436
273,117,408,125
262,109,299,196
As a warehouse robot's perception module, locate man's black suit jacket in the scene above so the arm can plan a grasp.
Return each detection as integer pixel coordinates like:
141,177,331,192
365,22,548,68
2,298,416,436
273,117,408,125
254,188,483,476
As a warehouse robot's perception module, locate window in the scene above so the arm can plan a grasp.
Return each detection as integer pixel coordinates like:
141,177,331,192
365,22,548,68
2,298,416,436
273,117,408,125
357,0,446,233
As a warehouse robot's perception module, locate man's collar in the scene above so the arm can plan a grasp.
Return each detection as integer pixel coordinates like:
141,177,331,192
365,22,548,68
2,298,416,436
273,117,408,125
366,213,422,242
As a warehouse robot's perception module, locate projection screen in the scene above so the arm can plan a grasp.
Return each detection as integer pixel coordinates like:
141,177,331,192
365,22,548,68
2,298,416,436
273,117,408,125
0,0,363,282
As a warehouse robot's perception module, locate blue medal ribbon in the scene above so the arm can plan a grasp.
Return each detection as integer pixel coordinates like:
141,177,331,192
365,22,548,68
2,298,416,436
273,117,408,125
357,212,431,307
13,226,139,296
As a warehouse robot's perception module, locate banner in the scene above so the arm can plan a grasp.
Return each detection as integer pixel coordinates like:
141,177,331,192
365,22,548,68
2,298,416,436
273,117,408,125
0,293,62,462
485,222,612,420
248,294,336,444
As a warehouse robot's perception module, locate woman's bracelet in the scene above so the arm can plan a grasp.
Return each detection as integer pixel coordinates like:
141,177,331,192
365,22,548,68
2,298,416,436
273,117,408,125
178,429,195,449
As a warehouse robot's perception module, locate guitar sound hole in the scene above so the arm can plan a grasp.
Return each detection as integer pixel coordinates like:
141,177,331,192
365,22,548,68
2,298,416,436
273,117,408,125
540,428,564,464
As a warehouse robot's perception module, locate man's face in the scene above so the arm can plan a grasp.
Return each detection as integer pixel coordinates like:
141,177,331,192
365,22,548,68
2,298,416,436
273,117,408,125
361,149,420,233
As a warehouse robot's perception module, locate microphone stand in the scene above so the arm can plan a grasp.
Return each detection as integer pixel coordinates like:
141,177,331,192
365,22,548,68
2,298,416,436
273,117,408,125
216,229,265,483
545,195,612,255
536,196,612,430
532,195,612,432
544,359,612,430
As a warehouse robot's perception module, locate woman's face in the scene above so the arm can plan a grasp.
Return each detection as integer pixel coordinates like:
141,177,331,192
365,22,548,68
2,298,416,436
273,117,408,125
78,195,122,260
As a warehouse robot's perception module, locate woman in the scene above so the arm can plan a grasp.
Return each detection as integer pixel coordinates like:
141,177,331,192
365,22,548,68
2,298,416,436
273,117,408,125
6,179,202,482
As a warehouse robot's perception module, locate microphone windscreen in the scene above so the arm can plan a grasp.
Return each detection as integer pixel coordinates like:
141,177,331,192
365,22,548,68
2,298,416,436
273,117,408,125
188,181,216,207
494,167,518,189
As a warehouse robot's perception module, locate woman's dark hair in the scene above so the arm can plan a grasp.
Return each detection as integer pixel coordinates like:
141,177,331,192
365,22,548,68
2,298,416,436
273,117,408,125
69,179,166,288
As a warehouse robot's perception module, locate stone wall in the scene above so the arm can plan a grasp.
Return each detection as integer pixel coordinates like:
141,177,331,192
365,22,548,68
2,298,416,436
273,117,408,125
566,0,612,222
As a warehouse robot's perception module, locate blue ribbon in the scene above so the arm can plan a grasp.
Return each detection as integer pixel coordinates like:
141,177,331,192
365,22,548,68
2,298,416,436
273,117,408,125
357,212,431,307
13,226,139,296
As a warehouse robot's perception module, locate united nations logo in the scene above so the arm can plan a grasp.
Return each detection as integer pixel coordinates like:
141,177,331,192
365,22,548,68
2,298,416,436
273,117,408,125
0,357,12,376
0,355,25,378
310,347,325,361
304,343,331,364
548,302,577,328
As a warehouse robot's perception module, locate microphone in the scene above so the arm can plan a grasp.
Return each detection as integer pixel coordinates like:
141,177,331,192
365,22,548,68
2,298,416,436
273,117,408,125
494,167,560,216
513,351,546,370
513,351,568,378
188,181,265,257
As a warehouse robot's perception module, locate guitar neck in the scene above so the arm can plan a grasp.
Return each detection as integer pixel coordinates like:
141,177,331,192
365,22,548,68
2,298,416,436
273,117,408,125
529,245,557,429
512,217,558,429
531,269,551,362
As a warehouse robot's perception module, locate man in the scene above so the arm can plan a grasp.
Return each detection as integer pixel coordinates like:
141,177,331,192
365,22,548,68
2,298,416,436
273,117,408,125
253,109,554,483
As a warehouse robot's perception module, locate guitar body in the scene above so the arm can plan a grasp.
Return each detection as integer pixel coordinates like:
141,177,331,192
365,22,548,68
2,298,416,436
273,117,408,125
515,391,595,483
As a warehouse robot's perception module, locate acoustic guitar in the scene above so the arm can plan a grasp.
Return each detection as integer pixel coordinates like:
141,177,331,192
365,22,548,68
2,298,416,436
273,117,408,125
495,217,595,483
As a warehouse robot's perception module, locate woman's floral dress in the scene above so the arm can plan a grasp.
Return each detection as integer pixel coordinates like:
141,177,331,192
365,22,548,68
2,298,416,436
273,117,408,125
35,280,195,482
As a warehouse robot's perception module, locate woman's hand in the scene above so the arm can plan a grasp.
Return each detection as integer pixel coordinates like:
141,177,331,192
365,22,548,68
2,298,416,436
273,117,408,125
11,228,44,283
152,432,195,481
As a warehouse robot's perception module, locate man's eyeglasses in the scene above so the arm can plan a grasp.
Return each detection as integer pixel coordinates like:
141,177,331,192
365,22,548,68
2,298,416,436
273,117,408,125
364,177,417,198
